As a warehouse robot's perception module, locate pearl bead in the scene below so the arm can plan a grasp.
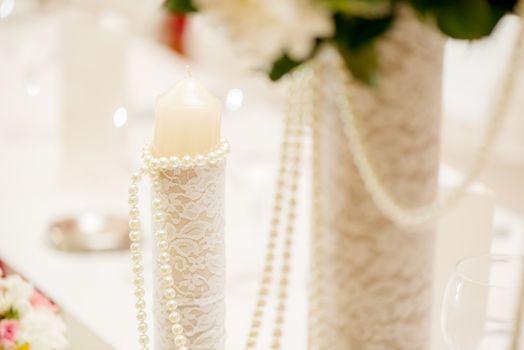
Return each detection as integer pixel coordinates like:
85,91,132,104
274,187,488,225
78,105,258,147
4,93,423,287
152,198,162,210
195,155,206,166
178,347,189,350
134,276,144,286
157,240,168,252
132,263,143,273
138,321,147,333
171,323,183,335
128,184,139,195
162,276,174,287
159,157,169,169
138,334,149,345
155,229,167,241
163,288,176,300
129,219,140,230
136,299,145,310
129,230,140,242
130,243,140,254
139,164,148,174
136,311,146,321
128,195,138,206
129,207,139,218
152,180,161,190
151,159,159,169
158,252,170,264
168,311,180,323
170,156,180,168
174,335,187,347
131,172,141,182
181,155,193,168
166,300,178,311
131,253,142,262
153,212,164,223
134,288,144,298
160,264,171,276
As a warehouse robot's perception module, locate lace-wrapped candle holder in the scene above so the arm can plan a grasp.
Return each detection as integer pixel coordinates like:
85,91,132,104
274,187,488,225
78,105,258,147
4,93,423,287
143,140,229,350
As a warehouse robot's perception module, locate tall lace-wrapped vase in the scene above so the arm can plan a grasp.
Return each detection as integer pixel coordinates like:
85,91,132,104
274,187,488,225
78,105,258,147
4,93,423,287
152,160,226,350
311,8,445,350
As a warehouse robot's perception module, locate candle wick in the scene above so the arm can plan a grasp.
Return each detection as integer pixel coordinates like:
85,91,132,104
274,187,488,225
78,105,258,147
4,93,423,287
186,65,192,77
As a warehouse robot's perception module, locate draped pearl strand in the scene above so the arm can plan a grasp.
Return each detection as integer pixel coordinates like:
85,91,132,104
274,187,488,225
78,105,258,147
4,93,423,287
243,66,313,350
128,141,229,350
307,63,327,350
328,5,524,228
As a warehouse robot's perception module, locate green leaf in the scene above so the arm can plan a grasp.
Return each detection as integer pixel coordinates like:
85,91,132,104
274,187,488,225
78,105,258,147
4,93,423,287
435,0,496,39
332,13,392,85
3,308,20,320
408,0,439,14
164,0,197,13
488,0,519,27
334,14,393,50
268,55,303,81
408,0,516,39
336,41,379,86
488,0,518,13
324,0,393,18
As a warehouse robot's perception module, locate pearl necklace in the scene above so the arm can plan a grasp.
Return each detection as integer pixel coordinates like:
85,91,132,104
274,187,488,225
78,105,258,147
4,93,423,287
243,67,313,350
308,63,326,350
128,140,230,350
326,5,524,228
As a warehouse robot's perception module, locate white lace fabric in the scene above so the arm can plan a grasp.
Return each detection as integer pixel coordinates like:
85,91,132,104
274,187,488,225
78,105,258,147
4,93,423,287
152,160,226,350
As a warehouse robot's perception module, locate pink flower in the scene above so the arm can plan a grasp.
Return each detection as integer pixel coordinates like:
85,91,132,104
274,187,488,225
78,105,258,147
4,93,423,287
0,319,19,349
31,289,58,312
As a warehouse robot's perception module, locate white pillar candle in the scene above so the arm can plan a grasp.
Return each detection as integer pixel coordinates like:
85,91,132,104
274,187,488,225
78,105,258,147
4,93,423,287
151,71,226,350
153,71,222,157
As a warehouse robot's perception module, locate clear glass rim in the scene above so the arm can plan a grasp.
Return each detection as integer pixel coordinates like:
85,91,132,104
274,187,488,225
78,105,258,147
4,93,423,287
454,253,524,289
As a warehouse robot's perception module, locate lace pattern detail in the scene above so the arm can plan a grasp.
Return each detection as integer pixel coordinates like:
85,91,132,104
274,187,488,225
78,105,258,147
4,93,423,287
311,7,444,350
152,160,226,350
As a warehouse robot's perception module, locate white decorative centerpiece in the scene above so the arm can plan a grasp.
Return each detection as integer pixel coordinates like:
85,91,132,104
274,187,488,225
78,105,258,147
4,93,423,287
162,0,524,349
128,71,227,350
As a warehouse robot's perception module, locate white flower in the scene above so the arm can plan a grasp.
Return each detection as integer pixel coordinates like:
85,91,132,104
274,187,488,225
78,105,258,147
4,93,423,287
0,291,11,315
0,276,33,316
195,0,333,67
18,308,67,350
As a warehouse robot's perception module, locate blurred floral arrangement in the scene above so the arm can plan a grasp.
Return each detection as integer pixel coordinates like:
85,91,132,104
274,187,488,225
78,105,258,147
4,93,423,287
165,0,518,84
0,268,67,350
